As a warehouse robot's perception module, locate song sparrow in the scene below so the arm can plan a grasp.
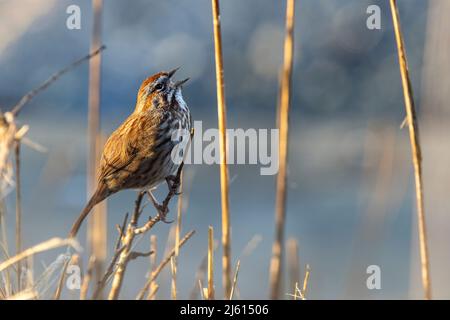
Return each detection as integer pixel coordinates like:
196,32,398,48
69,68,191,238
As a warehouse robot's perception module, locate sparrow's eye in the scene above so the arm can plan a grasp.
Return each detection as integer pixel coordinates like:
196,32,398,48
155,83,164,91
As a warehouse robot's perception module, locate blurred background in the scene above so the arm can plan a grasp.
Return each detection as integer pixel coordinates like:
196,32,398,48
1,0,450,299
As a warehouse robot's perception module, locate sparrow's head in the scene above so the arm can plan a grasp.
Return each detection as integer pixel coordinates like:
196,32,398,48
135,68,189,113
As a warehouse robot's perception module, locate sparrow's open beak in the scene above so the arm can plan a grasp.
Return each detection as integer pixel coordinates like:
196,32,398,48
174,78,189,88
167,67,180,79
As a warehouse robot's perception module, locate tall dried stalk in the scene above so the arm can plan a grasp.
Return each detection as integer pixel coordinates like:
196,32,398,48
211,0,232,299
87,0,106,299
287,238,300,296
148,235,157,300
208,226,215,300
270,0,296,300
171,173,184,300
80,256,95,300
389,0,432,300
14,142,22,290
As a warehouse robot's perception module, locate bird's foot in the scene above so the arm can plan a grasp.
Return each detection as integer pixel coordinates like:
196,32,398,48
166,175,182,195
147,191,172,223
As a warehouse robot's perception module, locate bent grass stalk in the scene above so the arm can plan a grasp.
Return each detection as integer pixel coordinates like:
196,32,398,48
389,0,432,300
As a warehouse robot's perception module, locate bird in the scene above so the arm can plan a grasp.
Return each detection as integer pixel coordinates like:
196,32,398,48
69,68,191,238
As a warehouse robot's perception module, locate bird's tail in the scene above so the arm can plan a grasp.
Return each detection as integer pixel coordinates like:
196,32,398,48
69,186,108,238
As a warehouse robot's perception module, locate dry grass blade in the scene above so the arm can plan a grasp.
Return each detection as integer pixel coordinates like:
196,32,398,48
270,0,296,300
302,264,310,300
389,0,432,300
0,237,80,272
208,226,215,300
211,0,232,299
136,230,195,300
14,142,22,291
53,256,71,300
229,260,241,300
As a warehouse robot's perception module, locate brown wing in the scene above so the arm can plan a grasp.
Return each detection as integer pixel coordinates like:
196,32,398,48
98,110,163,192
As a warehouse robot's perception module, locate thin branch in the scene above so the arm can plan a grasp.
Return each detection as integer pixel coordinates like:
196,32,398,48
11,46,106,116
91,245,125,299
91,213,128,299
270,0,296,300
389,0,432,300
136,230,195,300
107,192,145,300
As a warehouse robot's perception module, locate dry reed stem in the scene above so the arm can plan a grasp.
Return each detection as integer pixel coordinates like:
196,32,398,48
198,279,205,300
229,260,241,300
87,0,106,299
6,288,37,300
147,284,159,300
211,0,232,299
171,173,184,300
80,256,96,300
0,238,80,272
302,264,310,300
208,226,215,300
53,256,71,300
189,249,209,299
389,0,432,300
270,0,296,300
91,213,128,299
0,201,12,297
14,142,22,291
287,238,300,296
136,230,195,300
148,235,157,300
